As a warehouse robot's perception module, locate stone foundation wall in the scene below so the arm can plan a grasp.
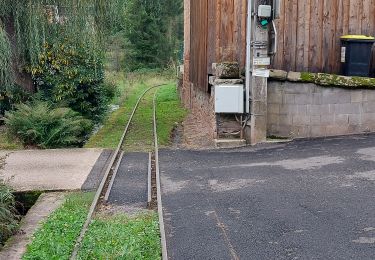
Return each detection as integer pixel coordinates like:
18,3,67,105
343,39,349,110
268,81,375,138
180,86,217,147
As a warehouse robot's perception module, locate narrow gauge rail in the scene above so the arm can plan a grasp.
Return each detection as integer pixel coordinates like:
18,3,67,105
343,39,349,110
70,84,168,260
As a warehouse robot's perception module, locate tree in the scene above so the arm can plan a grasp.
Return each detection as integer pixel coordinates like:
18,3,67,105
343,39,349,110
123,0,183,70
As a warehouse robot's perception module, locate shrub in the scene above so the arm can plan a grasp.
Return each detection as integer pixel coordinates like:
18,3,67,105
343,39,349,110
29,39,115,122
5,101,92,149
0,180,19,247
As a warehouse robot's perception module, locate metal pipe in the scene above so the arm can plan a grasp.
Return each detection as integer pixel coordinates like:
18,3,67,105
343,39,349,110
245,0,253,114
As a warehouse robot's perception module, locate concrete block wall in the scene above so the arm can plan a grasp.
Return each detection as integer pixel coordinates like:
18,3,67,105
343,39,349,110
268,81,375,138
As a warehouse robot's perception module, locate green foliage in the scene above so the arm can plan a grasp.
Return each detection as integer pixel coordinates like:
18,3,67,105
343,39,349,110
77,213,161,259
5,101,92,149
0,26,12,91
0,180,19,247
156,84,187,146
123,0,183,70
23,192,94,260
85,70,173,149
29,39,115,121
0,0,123,68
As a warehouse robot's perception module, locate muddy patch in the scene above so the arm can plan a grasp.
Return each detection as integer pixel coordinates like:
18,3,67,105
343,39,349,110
218,156,345,171
207,179,265,192
161,175,190,195
357,148,375,162
347,170,375,182
352,237,375,244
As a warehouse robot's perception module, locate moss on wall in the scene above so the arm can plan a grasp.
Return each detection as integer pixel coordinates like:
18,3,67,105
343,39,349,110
271,70,375,89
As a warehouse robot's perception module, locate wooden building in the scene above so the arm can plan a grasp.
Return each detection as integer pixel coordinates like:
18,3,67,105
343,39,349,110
181,0,375,145
183,0,375,100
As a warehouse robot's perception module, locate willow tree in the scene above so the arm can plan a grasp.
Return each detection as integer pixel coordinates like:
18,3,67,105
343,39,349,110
0,0,121,94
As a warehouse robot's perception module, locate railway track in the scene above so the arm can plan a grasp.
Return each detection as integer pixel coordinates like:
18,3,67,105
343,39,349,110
70,84,168,260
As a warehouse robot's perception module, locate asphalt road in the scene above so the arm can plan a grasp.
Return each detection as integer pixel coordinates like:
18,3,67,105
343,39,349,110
160,134,375,260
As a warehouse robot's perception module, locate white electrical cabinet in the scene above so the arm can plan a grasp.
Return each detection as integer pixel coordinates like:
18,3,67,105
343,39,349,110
215,85,244,114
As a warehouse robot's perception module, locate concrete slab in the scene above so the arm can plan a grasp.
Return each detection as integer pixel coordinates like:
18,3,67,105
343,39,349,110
0,149,103,192
0,192,66,260
160,134,375,260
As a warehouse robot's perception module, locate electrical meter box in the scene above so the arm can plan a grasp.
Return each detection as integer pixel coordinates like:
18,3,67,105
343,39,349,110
215,85,244,114
258,5,272,18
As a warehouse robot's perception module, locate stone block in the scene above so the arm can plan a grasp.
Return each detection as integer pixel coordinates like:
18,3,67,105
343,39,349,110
212,78,244,85
310,116,321,125
326,125,350,136
292,115,310,125
283,94,295,104
283,83,312,94
334,103,361,115
320,114,335,124
290,125,310,137
349,115,361,125
267,114,279,125
269,69,288,81
268,91,282,104
322,91,350,104
351,91,363,103
294,94,313,105
212,62,240,79
363,90,375,101
268,104,280,114
310,125,326,137
307,104,330,116
278,115,293,126
362,113,375,124
280,105,307,115
363,102,375,113
334,114,349,125
287,71,302,82
312,93,323,105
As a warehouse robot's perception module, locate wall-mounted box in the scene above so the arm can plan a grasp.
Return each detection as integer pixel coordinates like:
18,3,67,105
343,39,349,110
258,5,272,18
215,85,244,114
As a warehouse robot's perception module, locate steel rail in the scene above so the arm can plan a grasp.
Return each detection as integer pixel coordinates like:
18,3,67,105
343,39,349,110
70,83,167,260
153,89,169,260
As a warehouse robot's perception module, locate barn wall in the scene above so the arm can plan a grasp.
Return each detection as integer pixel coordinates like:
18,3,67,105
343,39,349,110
273,0,375,74
186,0,247,93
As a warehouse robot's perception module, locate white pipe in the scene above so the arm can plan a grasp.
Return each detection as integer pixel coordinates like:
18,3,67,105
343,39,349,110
245,0,253,114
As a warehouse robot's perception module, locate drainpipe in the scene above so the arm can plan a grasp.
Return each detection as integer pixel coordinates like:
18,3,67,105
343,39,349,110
245,0,253,114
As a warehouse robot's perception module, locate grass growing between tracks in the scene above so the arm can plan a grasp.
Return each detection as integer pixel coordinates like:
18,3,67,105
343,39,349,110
77,213,161,259
85,70,173,149
22,192,94,260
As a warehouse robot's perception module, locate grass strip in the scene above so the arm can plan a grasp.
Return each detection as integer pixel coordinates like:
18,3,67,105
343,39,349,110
156,84,188,147
85,71,171,149
22,192,93,260
122,88,157,152
77,213,161,259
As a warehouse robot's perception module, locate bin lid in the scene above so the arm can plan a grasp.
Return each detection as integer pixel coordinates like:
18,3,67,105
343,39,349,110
341,35,375,40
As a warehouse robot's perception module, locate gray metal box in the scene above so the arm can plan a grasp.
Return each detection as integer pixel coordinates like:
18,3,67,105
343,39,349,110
215,85,244,114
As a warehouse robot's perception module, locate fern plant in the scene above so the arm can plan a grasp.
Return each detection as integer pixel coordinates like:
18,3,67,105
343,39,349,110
0,181,19,247
5,101,92,148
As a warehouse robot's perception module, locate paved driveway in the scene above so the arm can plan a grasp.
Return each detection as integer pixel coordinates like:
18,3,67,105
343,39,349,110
160,135,375,260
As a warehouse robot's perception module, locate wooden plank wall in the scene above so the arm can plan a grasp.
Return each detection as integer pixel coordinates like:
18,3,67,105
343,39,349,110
188,0,247,91
273,0,375,73
189,0,208,91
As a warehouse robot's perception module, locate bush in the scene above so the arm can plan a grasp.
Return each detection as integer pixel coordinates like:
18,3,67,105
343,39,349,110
0,180,19,247
5,101,92,149
29,39,115,122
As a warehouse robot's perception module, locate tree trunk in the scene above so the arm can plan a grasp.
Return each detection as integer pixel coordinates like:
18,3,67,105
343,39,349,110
2,16,34,93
